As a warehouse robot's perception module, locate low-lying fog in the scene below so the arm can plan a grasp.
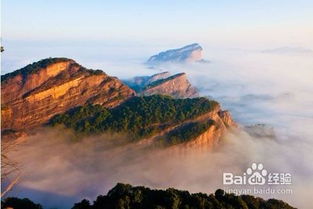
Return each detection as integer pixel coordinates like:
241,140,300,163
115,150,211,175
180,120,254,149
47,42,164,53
3,43,313,209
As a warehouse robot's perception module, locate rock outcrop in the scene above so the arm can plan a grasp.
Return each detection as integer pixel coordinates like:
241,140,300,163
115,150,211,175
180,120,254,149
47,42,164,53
146,102,237,151
1,58,135,130
131,72,171,89
142,73,198,98
125,72,199,98
182,110,237,150
146,43,207,65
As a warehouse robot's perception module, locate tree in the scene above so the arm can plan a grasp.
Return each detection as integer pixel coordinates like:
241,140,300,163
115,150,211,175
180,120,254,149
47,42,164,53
72,199,92,209
1,139,21,197
214,189,225,200
71,184,295,209
2,197,43,209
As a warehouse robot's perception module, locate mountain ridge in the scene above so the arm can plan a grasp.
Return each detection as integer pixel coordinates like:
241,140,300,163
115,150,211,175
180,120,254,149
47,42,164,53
49,95,236,149
1,58,135,131
2,57,235,150
125,72,199,98
146,43,207,65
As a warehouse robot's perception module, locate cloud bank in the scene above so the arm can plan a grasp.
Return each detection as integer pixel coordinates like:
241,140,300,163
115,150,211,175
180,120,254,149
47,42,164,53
3,49,313,209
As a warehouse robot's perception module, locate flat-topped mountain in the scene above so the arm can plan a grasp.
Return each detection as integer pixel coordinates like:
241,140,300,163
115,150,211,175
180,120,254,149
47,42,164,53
125,72,199,98
1,58,135,130
146,43,206,65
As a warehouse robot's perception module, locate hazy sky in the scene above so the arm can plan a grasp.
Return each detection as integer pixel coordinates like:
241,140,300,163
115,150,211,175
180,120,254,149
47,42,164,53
2,0,313,47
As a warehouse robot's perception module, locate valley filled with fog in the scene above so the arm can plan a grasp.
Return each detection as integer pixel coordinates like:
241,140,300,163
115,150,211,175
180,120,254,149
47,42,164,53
3,42,313,209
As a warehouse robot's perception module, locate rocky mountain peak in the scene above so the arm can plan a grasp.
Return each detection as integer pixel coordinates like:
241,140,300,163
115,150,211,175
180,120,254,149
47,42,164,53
142,72,198,98
148,71,171,83
146,43,205,65
125,72,198,98
2,58,74,82
1,58,135,130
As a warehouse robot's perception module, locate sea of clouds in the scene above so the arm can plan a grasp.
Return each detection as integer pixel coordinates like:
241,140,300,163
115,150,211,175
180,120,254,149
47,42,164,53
3,42,313,209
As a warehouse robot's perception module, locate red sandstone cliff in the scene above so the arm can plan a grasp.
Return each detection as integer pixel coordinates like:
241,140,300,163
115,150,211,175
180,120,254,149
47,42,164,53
1,58,135,130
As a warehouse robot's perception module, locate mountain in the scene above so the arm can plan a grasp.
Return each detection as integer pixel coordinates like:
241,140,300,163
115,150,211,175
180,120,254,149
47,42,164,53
2,58,235,149
50,95,236,148
129,71,171,91
146,43,207,65
2,183,296,209
142,73,199,98
1,58,135,131
125,72,199,98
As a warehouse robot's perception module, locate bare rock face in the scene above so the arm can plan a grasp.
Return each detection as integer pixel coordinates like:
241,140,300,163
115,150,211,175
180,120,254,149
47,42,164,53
1,58,135,130
142,73,199,98
145,103,237,151
218,110,237,128
184,109,237,150
133,72,171,87
125,72,199,98
147,71,171,83
146,43,207,65
128,72,171,91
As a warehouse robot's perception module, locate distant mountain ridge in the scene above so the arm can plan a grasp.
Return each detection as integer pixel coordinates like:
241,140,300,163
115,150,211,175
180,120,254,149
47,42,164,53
146,43,208,65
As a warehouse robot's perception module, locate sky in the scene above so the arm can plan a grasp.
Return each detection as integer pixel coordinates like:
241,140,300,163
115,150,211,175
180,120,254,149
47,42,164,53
2,0,313,47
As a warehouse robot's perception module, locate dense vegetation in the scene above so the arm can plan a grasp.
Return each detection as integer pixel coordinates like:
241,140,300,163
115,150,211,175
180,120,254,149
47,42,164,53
144,73,185,89
1,183,295,209
1,57,105,83
1,197,43,209
70,183,295,209
166,120,215,145
49,95,219,139
1,57,72,82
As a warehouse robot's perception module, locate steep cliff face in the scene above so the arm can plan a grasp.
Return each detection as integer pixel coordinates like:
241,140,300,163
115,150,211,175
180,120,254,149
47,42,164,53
160,104,237,151
126,72,199,98
1,58,72,104
132,72,171,88
142,73,199,98
182,110,236,150
1,58,135,130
